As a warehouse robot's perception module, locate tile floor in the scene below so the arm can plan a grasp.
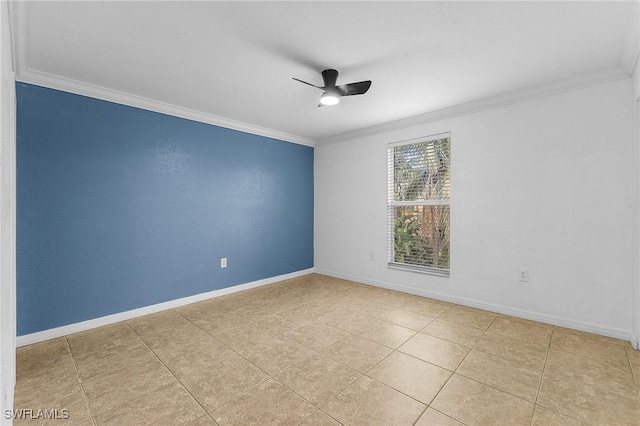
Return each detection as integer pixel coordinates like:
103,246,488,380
14,274,640,425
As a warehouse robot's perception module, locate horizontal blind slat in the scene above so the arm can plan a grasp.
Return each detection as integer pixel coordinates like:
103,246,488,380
387,136,451,272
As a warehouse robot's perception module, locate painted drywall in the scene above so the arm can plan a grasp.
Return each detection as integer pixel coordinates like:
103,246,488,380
16,83,314,336
0,0,16,421
315,78,635,338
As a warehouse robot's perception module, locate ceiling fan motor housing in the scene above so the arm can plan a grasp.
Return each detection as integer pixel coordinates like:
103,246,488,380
321,69,339,88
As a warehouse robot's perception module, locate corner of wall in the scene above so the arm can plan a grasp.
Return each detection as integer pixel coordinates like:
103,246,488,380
0,0,17,422
633,50,640,352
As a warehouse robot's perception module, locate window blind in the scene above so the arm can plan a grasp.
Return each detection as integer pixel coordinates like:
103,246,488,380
387,134,451,275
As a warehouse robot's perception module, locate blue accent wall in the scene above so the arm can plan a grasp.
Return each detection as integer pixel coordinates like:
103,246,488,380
16,83,314,335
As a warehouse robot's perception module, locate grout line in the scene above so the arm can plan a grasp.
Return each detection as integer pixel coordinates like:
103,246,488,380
422,407,472,426
529,327,553,426
417,318,496,422
170,297,340,417
122,321,213,421
533,327,553,405
624,349,640,397
64,336,98,426
20,275,637,425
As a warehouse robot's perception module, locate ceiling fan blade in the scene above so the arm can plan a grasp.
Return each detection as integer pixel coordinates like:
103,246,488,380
338,80,372,96
292,77,321,90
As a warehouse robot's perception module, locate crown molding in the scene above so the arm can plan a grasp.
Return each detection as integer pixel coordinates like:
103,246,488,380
16,69,315,147
10,0,635,149
618,1,640,76
9,1,313,147
8,0,26,76
316,66,630,146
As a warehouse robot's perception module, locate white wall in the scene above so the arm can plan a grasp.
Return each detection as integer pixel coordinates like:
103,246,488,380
0,0,16,422
315,78,635,340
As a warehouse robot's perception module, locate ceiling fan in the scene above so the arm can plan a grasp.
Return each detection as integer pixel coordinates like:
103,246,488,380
293,69,372,107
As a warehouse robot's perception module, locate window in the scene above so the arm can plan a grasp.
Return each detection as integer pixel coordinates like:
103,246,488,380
387,134,451,276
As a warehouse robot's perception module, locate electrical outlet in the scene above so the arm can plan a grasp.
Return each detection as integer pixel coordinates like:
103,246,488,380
221,258,227,268
519,269,529,282
369,251,375,261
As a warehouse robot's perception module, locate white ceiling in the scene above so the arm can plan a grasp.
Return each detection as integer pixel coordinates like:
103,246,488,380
11,1,638,145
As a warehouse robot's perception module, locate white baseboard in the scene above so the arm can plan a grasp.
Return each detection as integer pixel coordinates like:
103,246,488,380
17,268,315,347
316,268,634,344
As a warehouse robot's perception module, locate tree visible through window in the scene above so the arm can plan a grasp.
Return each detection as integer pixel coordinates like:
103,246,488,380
388,135,450,275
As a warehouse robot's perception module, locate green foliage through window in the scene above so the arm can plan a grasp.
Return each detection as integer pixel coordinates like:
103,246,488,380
388,137,450,273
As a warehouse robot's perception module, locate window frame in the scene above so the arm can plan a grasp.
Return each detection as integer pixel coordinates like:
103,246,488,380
387,133,451,277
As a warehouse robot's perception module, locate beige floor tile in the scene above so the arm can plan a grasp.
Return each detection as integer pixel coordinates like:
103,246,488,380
378,308,436,330
422,318,485,347
363,289,414,307
487,317,552,347
259,310,313,334
358,319,416,348
214,292,260,309
367,351,451,404
554,326,631,347
74,337,156,380
16,338,72,376
243,335,317,375
400,297,451,317
211,379,316,425
67,322,138,357
398,333,470,371
179,354,269,412
185,415,219,426
276,353,361,406
14,383,91,425
431,374,534,426
627,346,640,366
127,309,192,335
159,336,235,378
186,310,258,336
94,380,205,426
438,306,498,331
299,411,341,425
232,302,285,321
174,299,229,320
283,322,349,352
415,408,463,426
14,358,80,407
530,406,585,426
321,334,393,373
474,330,548,373
457,349,542,402
316,309,374,334
13,414,94,426
551,328,630,371
347,300,396,319
538,349,639,425
286,301,337,323
18,275,638,426
322,375,426,426
212,322,277,354
497,314,554,330
82,358,176,416
137,321,212,358
628,347,640,390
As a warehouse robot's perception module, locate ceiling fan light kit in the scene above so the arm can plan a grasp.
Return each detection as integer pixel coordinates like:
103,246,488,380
320,93,340,106
293,68,372,107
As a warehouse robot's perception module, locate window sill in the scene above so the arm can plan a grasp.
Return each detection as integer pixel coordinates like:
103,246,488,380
387,262,450,277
